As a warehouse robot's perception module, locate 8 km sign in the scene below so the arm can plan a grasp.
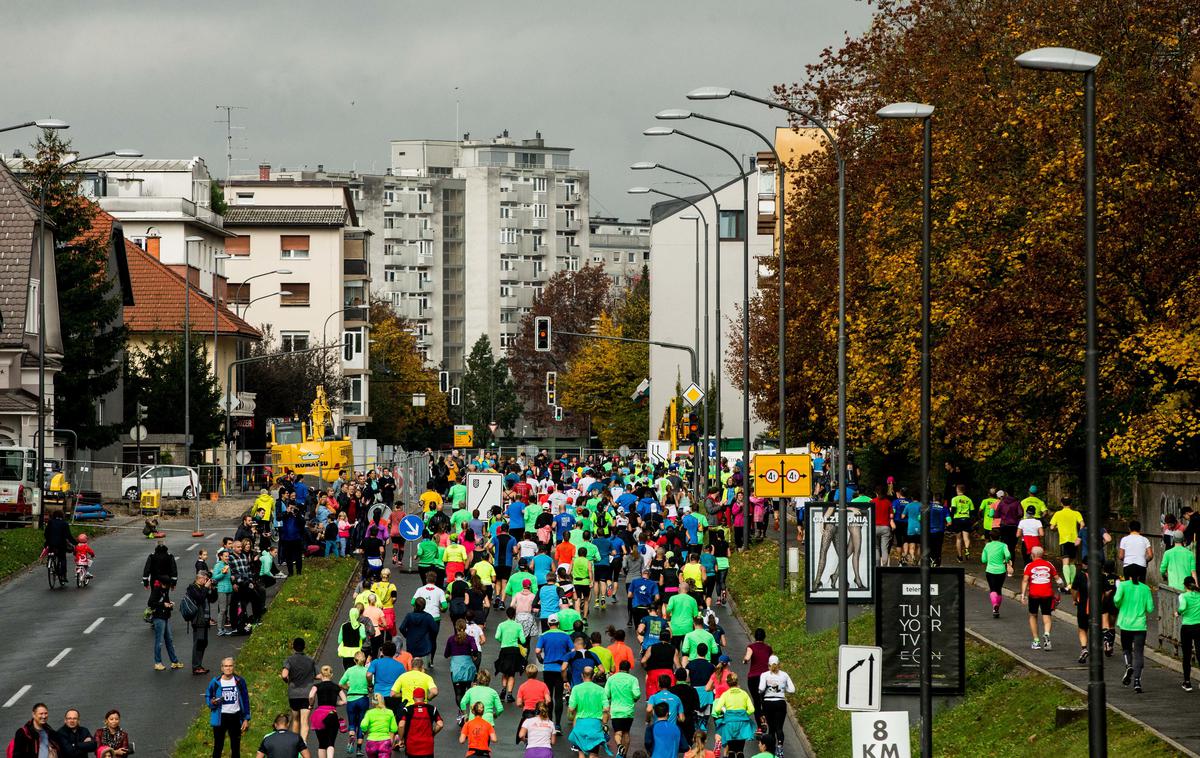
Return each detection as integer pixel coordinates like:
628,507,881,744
851,712,911,758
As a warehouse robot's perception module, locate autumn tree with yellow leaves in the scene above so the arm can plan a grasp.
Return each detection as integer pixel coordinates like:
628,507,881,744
365,301,451,448
735,0,1200,475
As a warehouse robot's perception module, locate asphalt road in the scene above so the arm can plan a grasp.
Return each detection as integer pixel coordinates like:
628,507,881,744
0,519,264,755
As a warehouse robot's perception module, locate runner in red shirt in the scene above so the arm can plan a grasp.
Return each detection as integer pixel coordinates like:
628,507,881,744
1019,546,1062,651
871,484,896,567
397,688,443,758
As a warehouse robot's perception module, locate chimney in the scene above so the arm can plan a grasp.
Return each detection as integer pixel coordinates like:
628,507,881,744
146,236,161,259
317,164,324,173
536,131,542,140
258,163,271,181
502,129,509,138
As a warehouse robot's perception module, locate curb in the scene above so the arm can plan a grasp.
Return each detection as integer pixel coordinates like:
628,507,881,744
960,571,1185,674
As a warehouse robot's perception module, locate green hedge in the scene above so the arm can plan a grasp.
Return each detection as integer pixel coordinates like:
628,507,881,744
173,557,358,758
728,543,1178,757
0,524,105,584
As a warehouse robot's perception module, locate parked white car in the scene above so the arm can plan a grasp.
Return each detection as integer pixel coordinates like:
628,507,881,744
122,465,201,500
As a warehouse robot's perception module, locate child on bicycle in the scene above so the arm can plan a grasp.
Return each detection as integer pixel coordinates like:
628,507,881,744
74,533,96,579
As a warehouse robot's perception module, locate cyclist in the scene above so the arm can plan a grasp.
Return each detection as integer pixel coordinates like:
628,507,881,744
43,509,75,586
74,532,96,582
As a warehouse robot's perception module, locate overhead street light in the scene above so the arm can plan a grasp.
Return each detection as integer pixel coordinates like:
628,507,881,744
1016,44,1104,757
0,119,69,134
689,84,851,641
232,269,292,317
877,99,935,758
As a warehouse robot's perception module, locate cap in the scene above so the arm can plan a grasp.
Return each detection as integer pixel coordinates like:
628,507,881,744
768,654,780,665
522,578,532,588
718,654,731,663
548,614,560,625
996,490,1007,497
1029,485,1039,494
412,687,425,699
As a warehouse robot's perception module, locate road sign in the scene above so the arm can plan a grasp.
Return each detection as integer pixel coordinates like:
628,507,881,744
398,514,425,541
235,450,251,465
646,440,669,465
466,472,503,516
707,438,717,459
851,712,911,758
453,425,473,448
682,382,704,407
618,445,631,458
752,453,812,497
128,425,147,442
488,421,499,435
838,645,882,711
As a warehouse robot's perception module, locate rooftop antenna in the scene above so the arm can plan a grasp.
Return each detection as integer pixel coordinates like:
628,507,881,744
454,86,461,141
214,105,248,180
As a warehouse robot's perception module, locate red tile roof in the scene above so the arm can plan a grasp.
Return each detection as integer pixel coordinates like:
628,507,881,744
67,205,115,246
124,240,261,339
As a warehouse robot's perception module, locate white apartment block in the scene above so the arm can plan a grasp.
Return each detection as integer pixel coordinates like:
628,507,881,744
221,174,372,432
588,216,651,293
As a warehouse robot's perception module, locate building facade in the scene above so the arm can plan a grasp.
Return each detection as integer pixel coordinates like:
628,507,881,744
588,216,651,293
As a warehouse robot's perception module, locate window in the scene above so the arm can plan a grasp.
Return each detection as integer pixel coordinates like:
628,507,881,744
562,179,577,196
24,278,38,334
500,285,511,298
499,333,516,348
390,291,403,307
384,190,396,204
343,377,363,416
281,283,310,306
95,398,105,425
533,259,544,274
280,235,310,259
500,229,517,245
628,251,635,263
225,236,250,256
643,251,650,261
384,215,396,229
500,310,515,323
532,177,547,193
592,255,604,263
234,192,255,205
384,243,395,256
226,283,251,306
533,232,544,250
565,208,576,224
501,259,515,271
533,203,547,219
719,210,746,240
418,191,430,208
384,266,400,282
343,330,363,362
281,331,309,351
418,240,433,256
612,252,620,263
500,206,512,219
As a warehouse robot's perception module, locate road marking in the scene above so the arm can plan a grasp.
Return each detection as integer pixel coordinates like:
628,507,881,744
3,685,31,708
47,648,71,668
114,593,132,607
84,617,105,634
186,542,199,552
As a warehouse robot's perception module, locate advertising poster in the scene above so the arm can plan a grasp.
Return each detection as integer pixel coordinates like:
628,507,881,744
805,502,874,604
875,567,966,695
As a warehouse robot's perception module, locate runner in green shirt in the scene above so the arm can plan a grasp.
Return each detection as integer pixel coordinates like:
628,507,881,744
980,531,1012,618
680,617,718,662
980,489,999,530
1179,577,1200,690
1160,543,1196,591
459,671,505,724
948,484,975,562
451,507,472,534
665,585,700,642
415,536,444,572
1114,576,1155,693
448,480,468,509
567,671,609,720
604,661,641,753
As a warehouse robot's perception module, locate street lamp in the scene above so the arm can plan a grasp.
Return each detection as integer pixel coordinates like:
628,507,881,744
0,119,69,134
242,290,291,314
35,147,141,527
232,269,292,317
184,235,204,534
632,161,719,484
689,84,850,641
322,307,352,349
877,99,935,758
650,112,753,550
1015,45,1104,757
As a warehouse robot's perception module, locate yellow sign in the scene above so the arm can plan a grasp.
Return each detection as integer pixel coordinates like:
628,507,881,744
682,382,705,407
453,425,474,448
753,453,813,498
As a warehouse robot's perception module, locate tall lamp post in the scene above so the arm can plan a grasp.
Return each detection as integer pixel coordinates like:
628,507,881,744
631,161,719,485
183,235,205,534
35,144,142,527
1015,45,1104,757
877,101,935,758
688,85,850,642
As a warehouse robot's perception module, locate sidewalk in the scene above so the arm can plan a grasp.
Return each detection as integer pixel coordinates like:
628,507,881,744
956,563,1200,756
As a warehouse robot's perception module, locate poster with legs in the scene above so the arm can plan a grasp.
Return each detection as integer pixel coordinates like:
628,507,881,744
806,502,874,603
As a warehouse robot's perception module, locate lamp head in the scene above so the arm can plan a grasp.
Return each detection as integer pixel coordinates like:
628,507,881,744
34,119,69,130
1015,47,1100,73
627,187,652,195
876,102,935,119
643,127,674,137
275,269,293,275
279,290,294,297
114,149,143,158
679,214,699,220
629,161,658,170
687,87,732,101
655,109,692,120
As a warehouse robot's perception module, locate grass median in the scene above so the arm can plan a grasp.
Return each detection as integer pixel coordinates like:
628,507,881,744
0,524,105,584
728,542,1178,757
172,557,358,758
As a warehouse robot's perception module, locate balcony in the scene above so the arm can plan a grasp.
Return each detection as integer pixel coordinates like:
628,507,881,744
97,195,226,233
384,247,421,267
553,187,582,205
343,306,369,325
591,233,650,249
517,236,535,255
505,184,533,204
343,259,369,277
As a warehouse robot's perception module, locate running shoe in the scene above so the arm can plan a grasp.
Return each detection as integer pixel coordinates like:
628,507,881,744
1077,649,1088,664
992,605,1000,618
1122,667,1133,686
345,741,354,755
1042,634,1052,651
1182,681,1194,692
1104,638,1114,657
1133,679,1142,694
1031,639,1041,650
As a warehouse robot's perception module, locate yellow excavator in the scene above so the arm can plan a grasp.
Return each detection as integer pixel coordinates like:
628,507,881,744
268,386,354,485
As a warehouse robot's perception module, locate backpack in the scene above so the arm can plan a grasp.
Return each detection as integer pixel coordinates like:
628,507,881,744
180,590,200,622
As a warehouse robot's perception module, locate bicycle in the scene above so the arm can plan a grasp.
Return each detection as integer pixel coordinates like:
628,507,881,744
75,558,93,588
45,551,66,590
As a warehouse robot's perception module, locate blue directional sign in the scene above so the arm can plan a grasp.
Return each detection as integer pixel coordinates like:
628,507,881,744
708,438,718,459
399,514,425,541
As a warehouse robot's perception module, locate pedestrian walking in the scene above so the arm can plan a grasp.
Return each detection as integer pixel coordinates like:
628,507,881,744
184,571,217,674
148,576,183,670
871,485,895,566
1115,569,1155,694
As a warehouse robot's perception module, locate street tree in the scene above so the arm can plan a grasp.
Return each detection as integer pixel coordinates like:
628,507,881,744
365,300,450,448
125,336,223,453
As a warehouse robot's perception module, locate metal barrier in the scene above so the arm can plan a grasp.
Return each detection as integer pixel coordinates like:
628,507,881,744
1157,584,1184,657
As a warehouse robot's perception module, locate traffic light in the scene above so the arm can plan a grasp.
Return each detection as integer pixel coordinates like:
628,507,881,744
135,402,148,422
546,371,557,405
450,387,461,406
535,316,552,352
554,405,563,422
438,370,449,393
681,412,700,442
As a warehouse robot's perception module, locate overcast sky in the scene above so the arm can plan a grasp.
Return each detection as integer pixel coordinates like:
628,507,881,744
3,1,872,219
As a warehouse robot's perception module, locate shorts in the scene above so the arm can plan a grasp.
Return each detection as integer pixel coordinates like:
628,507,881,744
391,535,404,545
496,565,512,581
288,697,310,712
1077,609,1090,631
574,583,592,600
611,717,633,734
950,518,971,533
1061,542,1078,559
594,565,612,582
893,528,906,546
1028,595,1053,615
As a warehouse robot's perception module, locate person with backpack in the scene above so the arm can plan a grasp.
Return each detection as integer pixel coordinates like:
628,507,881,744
183,571,218,675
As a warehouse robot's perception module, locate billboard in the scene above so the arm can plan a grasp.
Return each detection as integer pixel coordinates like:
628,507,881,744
805,501,874,604
875,567,966,695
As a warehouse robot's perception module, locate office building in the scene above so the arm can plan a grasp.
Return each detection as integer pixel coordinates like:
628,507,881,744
588,216,651,293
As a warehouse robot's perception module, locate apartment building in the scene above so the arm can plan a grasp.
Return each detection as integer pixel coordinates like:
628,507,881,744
220,174,372,432
588,216,651,293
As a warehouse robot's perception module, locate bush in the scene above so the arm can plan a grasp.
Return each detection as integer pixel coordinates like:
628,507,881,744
172,557,358,757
